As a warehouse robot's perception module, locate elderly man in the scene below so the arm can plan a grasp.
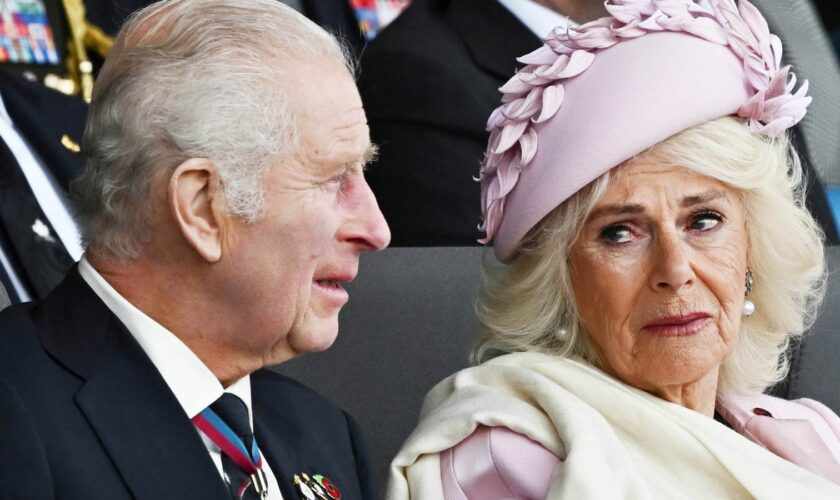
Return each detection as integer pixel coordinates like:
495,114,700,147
0,0,389,499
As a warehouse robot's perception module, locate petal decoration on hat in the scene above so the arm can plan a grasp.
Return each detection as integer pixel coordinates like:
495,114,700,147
681,16,728,44
535,84,564,123
501,88,544,120
495,120,529,155
517,45,561,66
519,128,539,165
498,76,533,96
477,0,811,245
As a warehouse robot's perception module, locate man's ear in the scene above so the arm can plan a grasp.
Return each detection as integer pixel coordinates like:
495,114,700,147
168,158,228,262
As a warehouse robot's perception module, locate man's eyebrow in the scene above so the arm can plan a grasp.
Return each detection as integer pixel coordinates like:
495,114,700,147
338,144,379,172
588,203,645,220
680,189,728,207
360,144,379,170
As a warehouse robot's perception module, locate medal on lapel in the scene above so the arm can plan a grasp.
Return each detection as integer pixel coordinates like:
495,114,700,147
292,472,341,500
293,474,316,500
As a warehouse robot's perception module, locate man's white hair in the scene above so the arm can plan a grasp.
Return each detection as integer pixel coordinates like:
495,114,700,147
73,0,353,260
474,116,827,397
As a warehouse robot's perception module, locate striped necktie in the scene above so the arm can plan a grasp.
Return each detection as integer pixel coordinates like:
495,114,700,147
194,394,269,500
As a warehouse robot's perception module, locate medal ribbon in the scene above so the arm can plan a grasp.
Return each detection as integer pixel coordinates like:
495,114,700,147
193,407,264,475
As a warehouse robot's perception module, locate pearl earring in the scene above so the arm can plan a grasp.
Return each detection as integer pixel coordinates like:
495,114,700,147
743,269,755,317
743,300,755,317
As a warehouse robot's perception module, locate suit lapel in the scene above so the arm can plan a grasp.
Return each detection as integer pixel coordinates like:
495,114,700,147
38,269,229,500
253,398,305,499
443,0,541,81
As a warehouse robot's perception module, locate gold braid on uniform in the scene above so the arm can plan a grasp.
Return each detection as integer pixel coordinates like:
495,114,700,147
44,0,114,102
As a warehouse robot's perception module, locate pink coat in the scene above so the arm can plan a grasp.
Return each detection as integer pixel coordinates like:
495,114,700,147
440,394,840,499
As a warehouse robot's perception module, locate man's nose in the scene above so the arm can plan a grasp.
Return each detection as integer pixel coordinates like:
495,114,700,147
342,175,391,251
649,230,694,292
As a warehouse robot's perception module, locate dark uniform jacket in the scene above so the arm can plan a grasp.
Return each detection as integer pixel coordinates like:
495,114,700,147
0,70,87,303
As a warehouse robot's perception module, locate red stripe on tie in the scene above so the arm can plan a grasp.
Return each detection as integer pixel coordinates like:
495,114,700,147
193,414,259,474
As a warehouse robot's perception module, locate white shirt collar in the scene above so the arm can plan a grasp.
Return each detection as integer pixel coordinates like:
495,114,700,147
497,0,577,38
0,91,13,125
77,256,253,422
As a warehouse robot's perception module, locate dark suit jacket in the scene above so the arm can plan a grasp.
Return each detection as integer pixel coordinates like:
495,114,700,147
359,0,839,246
358,0,537,246
0,70,87,303
0,267,374,499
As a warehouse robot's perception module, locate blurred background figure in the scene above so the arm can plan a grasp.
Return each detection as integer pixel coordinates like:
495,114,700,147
358,0,840,246
0,0,115,305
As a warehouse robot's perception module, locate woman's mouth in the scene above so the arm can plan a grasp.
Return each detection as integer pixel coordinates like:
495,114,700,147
642,313,711,336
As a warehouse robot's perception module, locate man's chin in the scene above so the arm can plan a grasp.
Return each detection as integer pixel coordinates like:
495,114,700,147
287,321,340,355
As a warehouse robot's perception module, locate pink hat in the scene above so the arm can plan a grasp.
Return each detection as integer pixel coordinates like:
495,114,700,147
479,0,811,262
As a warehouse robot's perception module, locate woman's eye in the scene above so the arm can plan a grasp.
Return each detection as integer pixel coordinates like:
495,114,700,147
600,224,634,244
689,211,723,231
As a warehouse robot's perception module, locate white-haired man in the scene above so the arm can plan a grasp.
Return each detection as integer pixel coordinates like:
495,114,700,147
0,0,390,499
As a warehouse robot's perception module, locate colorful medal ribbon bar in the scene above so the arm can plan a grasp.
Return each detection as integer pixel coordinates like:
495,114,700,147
193,407,264,474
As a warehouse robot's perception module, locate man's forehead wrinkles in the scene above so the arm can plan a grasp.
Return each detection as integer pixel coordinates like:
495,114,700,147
318,110,368,132
312,139,370,165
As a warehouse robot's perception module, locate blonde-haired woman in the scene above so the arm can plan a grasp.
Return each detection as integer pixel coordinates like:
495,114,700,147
388,1,840,498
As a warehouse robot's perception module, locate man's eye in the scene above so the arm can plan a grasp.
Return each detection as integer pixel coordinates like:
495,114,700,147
600,223,634,244
322,171,349,191
689,211,723,231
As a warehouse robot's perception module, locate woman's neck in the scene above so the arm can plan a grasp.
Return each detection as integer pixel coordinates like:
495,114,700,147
646,369,720,417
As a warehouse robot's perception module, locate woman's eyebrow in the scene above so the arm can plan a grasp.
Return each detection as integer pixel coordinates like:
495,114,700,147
680,189,728,208
588,204,645,220
588,189,729,220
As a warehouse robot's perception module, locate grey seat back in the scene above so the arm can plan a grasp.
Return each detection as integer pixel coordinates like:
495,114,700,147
778,246,840,408
274,247,482,486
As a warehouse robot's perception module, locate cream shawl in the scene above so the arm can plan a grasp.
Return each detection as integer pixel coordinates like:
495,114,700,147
386,352,840,499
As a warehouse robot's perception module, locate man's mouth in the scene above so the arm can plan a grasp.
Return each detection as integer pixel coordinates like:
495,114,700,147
312,272,355,306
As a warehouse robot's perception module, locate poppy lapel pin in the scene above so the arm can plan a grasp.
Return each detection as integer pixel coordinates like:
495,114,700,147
293,472,341,500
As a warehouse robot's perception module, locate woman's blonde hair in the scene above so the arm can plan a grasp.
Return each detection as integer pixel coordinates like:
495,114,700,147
473,116,827,396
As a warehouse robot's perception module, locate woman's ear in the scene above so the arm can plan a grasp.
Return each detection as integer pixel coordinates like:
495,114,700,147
168,158,228,262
